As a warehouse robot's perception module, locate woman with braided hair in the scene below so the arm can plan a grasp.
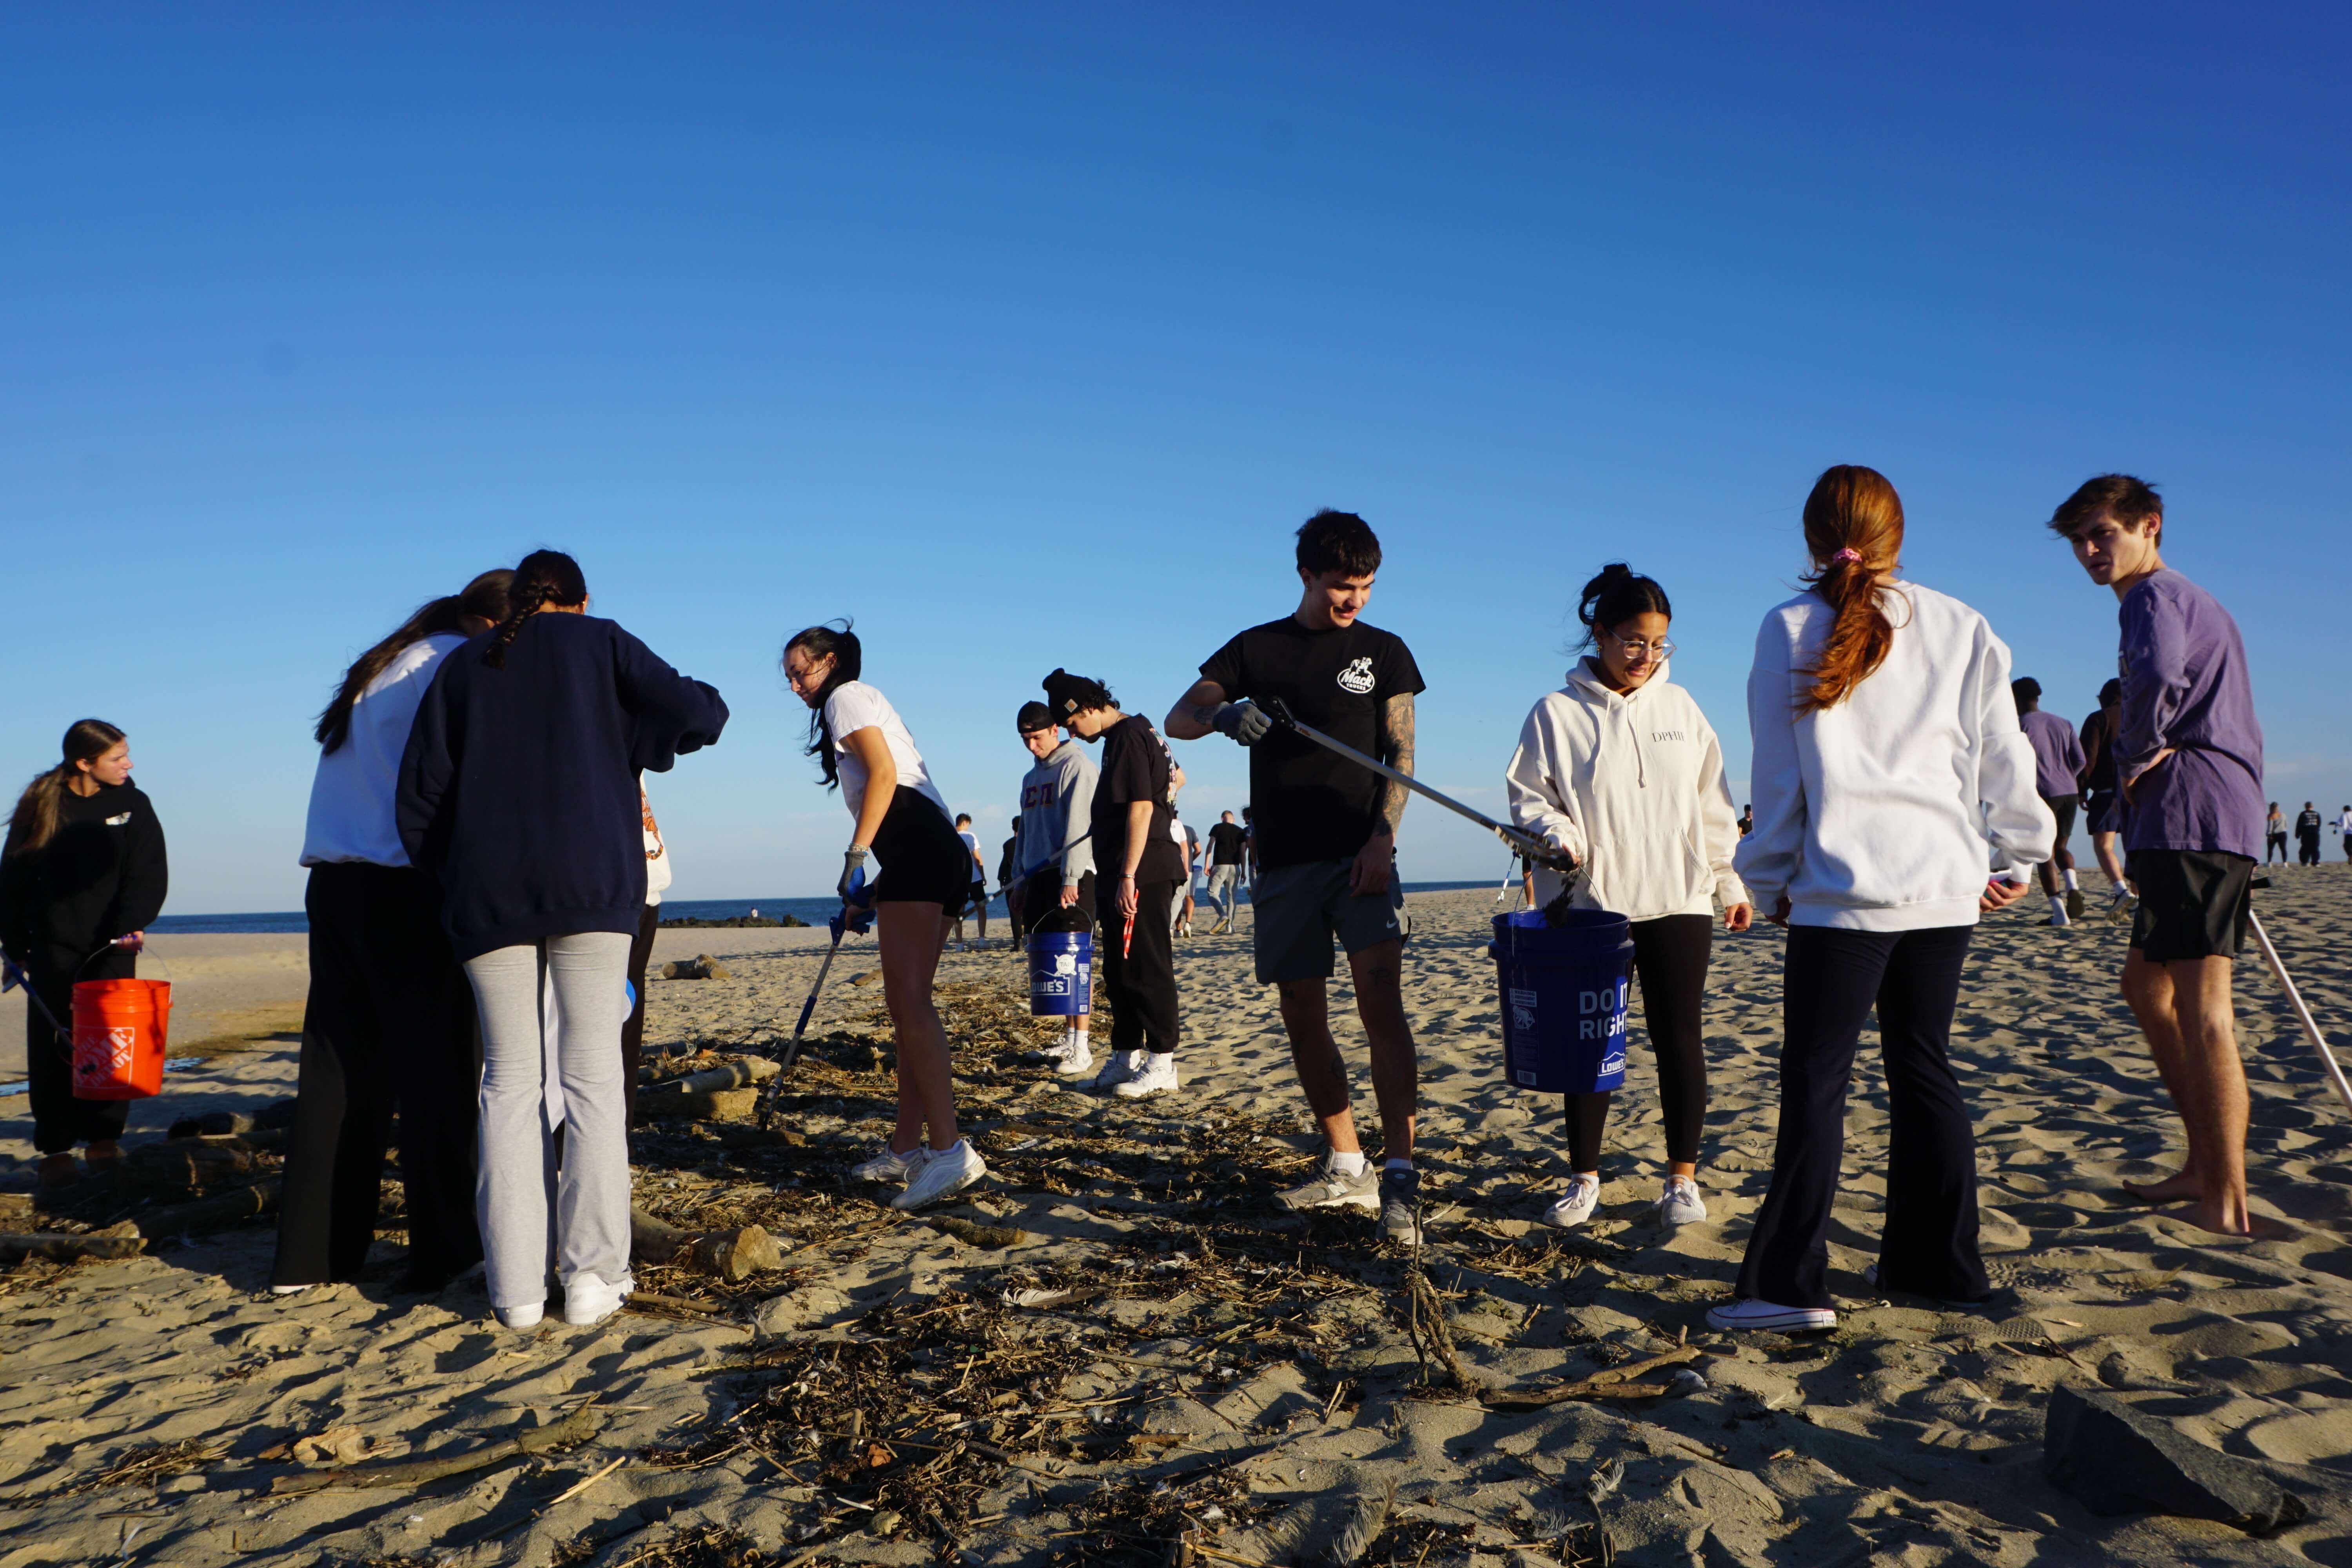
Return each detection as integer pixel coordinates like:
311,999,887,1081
1712,465,2051,1334
398,550,728,1328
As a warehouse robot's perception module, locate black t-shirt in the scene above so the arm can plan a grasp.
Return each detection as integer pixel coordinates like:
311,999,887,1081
1198,617,1426,869
1206,821,1249,865
1092,715,1185,886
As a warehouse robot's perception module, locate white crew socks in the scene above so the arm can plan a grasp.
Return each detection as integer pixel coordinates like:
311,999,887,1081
1065,1023,1090,1054
2062,868,2079,891
2048,895,2070,924
1330,1150,1369,1178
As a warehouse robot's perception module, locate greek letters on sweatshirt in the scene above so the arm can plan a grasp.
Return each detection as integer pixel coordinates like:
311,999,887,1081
1504,659,1747,923
1015,740,1098,889
1736,581,2052,932
395,612,727,961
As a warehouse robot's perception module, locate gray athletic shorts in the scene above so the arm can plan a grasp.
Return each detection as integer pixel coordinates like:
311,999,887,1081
1251,856,1407,984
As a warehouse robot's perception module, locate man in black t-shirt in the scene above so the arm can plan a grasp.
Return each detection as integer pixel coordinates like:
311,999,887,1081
1045,668,1185,1104
1164,509,1428,1243
1204,810,1249,933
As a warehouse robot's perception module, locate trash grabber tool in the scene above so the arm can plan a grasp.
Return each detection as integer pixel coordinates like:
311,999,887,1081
1262,697,1576,872
2,957,68,1045
758,871,871,1128
2246,907,2352,1122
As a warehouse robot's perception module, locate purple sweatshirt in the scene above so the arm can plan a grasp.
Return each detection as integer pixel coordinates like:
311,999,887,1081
2018,710,2085,799
2116,568,2264,860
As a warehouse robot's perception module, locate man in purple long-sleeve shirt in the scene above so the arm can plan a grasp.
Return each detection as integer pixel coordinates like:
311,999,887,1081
2012,677,2088,924
2050,474,2267,1240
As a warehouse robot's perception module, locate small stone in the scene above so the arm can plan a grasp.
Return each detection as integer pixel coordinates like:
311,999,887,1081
869,1510,901,1535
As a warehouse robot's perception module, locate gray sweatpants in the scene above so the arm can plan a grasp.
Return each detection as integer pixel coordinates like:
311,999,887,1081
1204,864,1242,920
464,931,633,1312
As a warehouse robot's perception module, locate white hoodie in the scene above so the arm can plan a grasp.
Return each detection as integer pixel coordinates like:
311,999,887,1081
1505,659,1748,922
1736,581,2053,931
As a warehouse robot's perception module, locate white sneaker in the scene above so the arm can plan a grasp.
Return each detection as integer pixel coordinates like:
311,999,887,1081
495,1302,545,1330
562,1276,628,1327
1541,1173,1601,1229
269,1284,314,1296
1053,1043,1095,1078
891,1141,988,1210
1657,1176,1707,1227
1113,1053,1178,1099
851,1142,924,1182
1092,1049,1148,1093
1705,1298,1836,1333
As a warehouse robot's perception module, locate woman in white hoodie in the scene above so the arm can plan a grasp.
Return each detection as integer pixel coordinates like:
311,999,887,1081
1506,564,1752,1232
1708,465,2049,1335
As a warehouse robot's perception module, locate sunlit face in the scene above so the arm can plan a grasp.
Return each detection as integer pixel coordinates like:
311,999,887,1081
1064,706,1117,740
2068,510,2162,587
1298,568,1375,630
78,741,132,787
783,646,834,709
1596,612,1673,692
1020,726,1059,759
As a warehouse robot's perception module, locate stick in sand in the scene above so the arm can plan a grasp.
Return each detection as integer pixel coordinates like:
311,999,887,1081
2247,908,2352,1121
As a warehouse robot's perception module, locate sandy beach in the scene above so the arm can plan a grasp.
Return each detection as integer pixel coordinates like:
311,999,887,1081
2,877,2350,1564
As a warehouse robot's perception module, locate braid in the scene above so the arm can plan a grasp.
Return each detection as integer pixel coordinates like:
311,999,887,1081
483,580,551,669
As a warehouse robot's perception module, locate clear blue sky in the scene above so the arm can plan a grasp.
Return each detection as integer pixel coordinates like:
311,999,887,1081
5,5,2346,913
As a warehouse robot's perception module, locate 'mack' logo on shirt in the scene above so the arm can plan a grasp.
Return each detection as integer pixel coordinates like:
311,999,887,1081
1336,657,1375,695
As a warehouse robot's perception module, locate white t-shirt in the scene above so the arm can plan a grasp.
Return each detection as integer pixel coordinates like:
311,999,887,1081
823,681,951,823
301,632,467,867
956,828,983,882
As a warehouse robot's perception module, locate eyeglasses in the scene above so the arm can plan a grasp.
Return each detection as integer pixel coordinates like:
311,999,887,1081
1602,630,1675,660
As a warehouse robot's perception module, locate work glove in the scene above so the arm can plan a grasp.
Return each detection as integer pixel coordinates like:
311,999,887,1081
838,845,871,902
1211,701,1272,746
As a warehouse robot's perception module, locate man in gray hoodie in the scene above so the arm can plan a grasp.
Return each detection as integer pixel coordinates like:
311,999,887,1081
1013,701,1098,1076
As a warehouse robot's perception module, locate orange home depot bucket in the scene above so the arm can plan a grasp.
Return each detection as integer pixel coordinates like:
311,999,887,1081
71,978,171,1100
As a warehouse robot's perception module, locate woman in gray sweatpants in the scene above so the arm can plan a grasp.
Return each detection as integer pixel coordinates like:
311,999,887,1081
397,549,729,1330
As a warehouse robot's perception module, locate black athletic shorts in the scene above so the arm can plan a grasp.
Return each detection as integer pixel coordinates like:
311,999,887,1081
2127,849,2253,962
868,788,973,907
2085,791,2122,836
2040,792,2079,850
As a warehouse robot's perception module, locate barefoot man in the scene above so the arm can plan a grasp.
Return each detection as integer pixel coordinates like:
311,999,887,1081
1163,509,1427,1243
2049,475,2267,1236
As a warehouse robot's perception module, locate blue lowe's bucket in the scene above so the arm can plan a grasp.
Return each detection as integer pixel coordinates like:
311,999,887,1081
1027,930,1093,1017
1489,909,1634,1093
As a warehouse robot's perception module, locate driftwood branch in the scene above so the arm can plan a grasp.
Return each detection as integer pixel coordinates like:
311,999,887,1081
1479,1345,1706,1411
630,1207,783,1281
0,1223,145,1265
267,1400,603,1495
133,1181,280,1239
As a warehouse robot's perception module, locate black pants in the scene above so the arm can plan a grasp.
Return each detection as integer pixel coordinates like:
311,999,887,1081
2266,832,2287,864
23,948,133,1154
621,902,659,1129
271,864,482,1287
2299,831,2321,866
1099,879,1180,1055
1734,924,1987,1309
1567,913,1711,1169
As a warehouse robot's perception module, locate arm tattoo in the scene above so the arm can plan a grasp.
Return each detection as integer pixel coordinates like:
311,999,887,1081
1377,691,1414,834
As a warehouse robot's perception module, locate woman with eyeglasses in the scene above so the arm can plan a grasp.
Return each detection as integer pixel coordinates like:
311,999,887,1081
1504,563,1751,1232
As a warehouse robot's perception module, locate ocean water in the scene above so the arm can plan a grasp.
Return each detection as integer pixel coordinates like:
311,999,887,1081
145,881,1495,935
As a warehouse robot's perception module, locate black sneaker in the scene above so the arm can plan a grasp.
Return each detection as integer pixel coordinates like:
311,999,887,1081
1379,1166,1424,1244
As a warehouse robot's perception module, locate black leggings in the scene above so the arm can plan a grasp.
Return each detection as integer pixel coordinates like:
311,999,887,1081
1565,913,1710,1169
1098,880,1180,1055
22,948,134,1154
1734,923,1986,1309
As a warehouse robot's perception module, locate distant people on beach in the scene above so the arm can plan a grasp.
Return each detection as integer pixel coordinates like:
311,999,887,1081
951,813,990,949
1504,563,1751,1234
2078,678,2133,913
2339,805,2352,862
785,623,984,1212
1046,669,1184,1100
400,550,728,1327
1203,810,1248,933
1,720,167,1192
1737,803,1754,838
1166,509,1427,1243
2051,475,2265,1238
2012,677,2087,925
1711,465,2049,1334
2264,803,2287,865
1012,699,1098,1075
2296,802,2323,867
273,568,507,1296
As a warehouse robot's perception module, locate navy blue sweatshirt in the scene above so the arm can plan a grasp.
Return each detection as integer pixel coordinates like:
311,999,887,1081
396,612,727,960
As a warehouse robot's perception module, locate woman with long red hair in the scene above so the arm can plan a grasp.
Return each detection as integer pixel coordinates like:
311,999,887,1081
1711,466,2051,1333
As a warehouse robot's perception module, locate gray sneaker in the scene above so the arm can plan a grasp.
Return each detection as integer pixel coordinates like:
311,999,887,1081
1379,1167,1424,1244
1276,1158,1378,1214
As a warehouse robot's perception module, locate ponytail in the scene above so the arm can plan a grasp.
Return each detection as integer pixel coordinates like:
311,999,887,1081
484,550,589,670
316,570,514,754
6,720,126,859
1796,465,1907,713
782,623,860,790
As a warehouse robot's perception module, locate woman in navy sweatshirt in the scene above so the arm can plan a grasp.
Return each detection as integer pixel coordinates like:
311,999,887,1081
397,550,727,1329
